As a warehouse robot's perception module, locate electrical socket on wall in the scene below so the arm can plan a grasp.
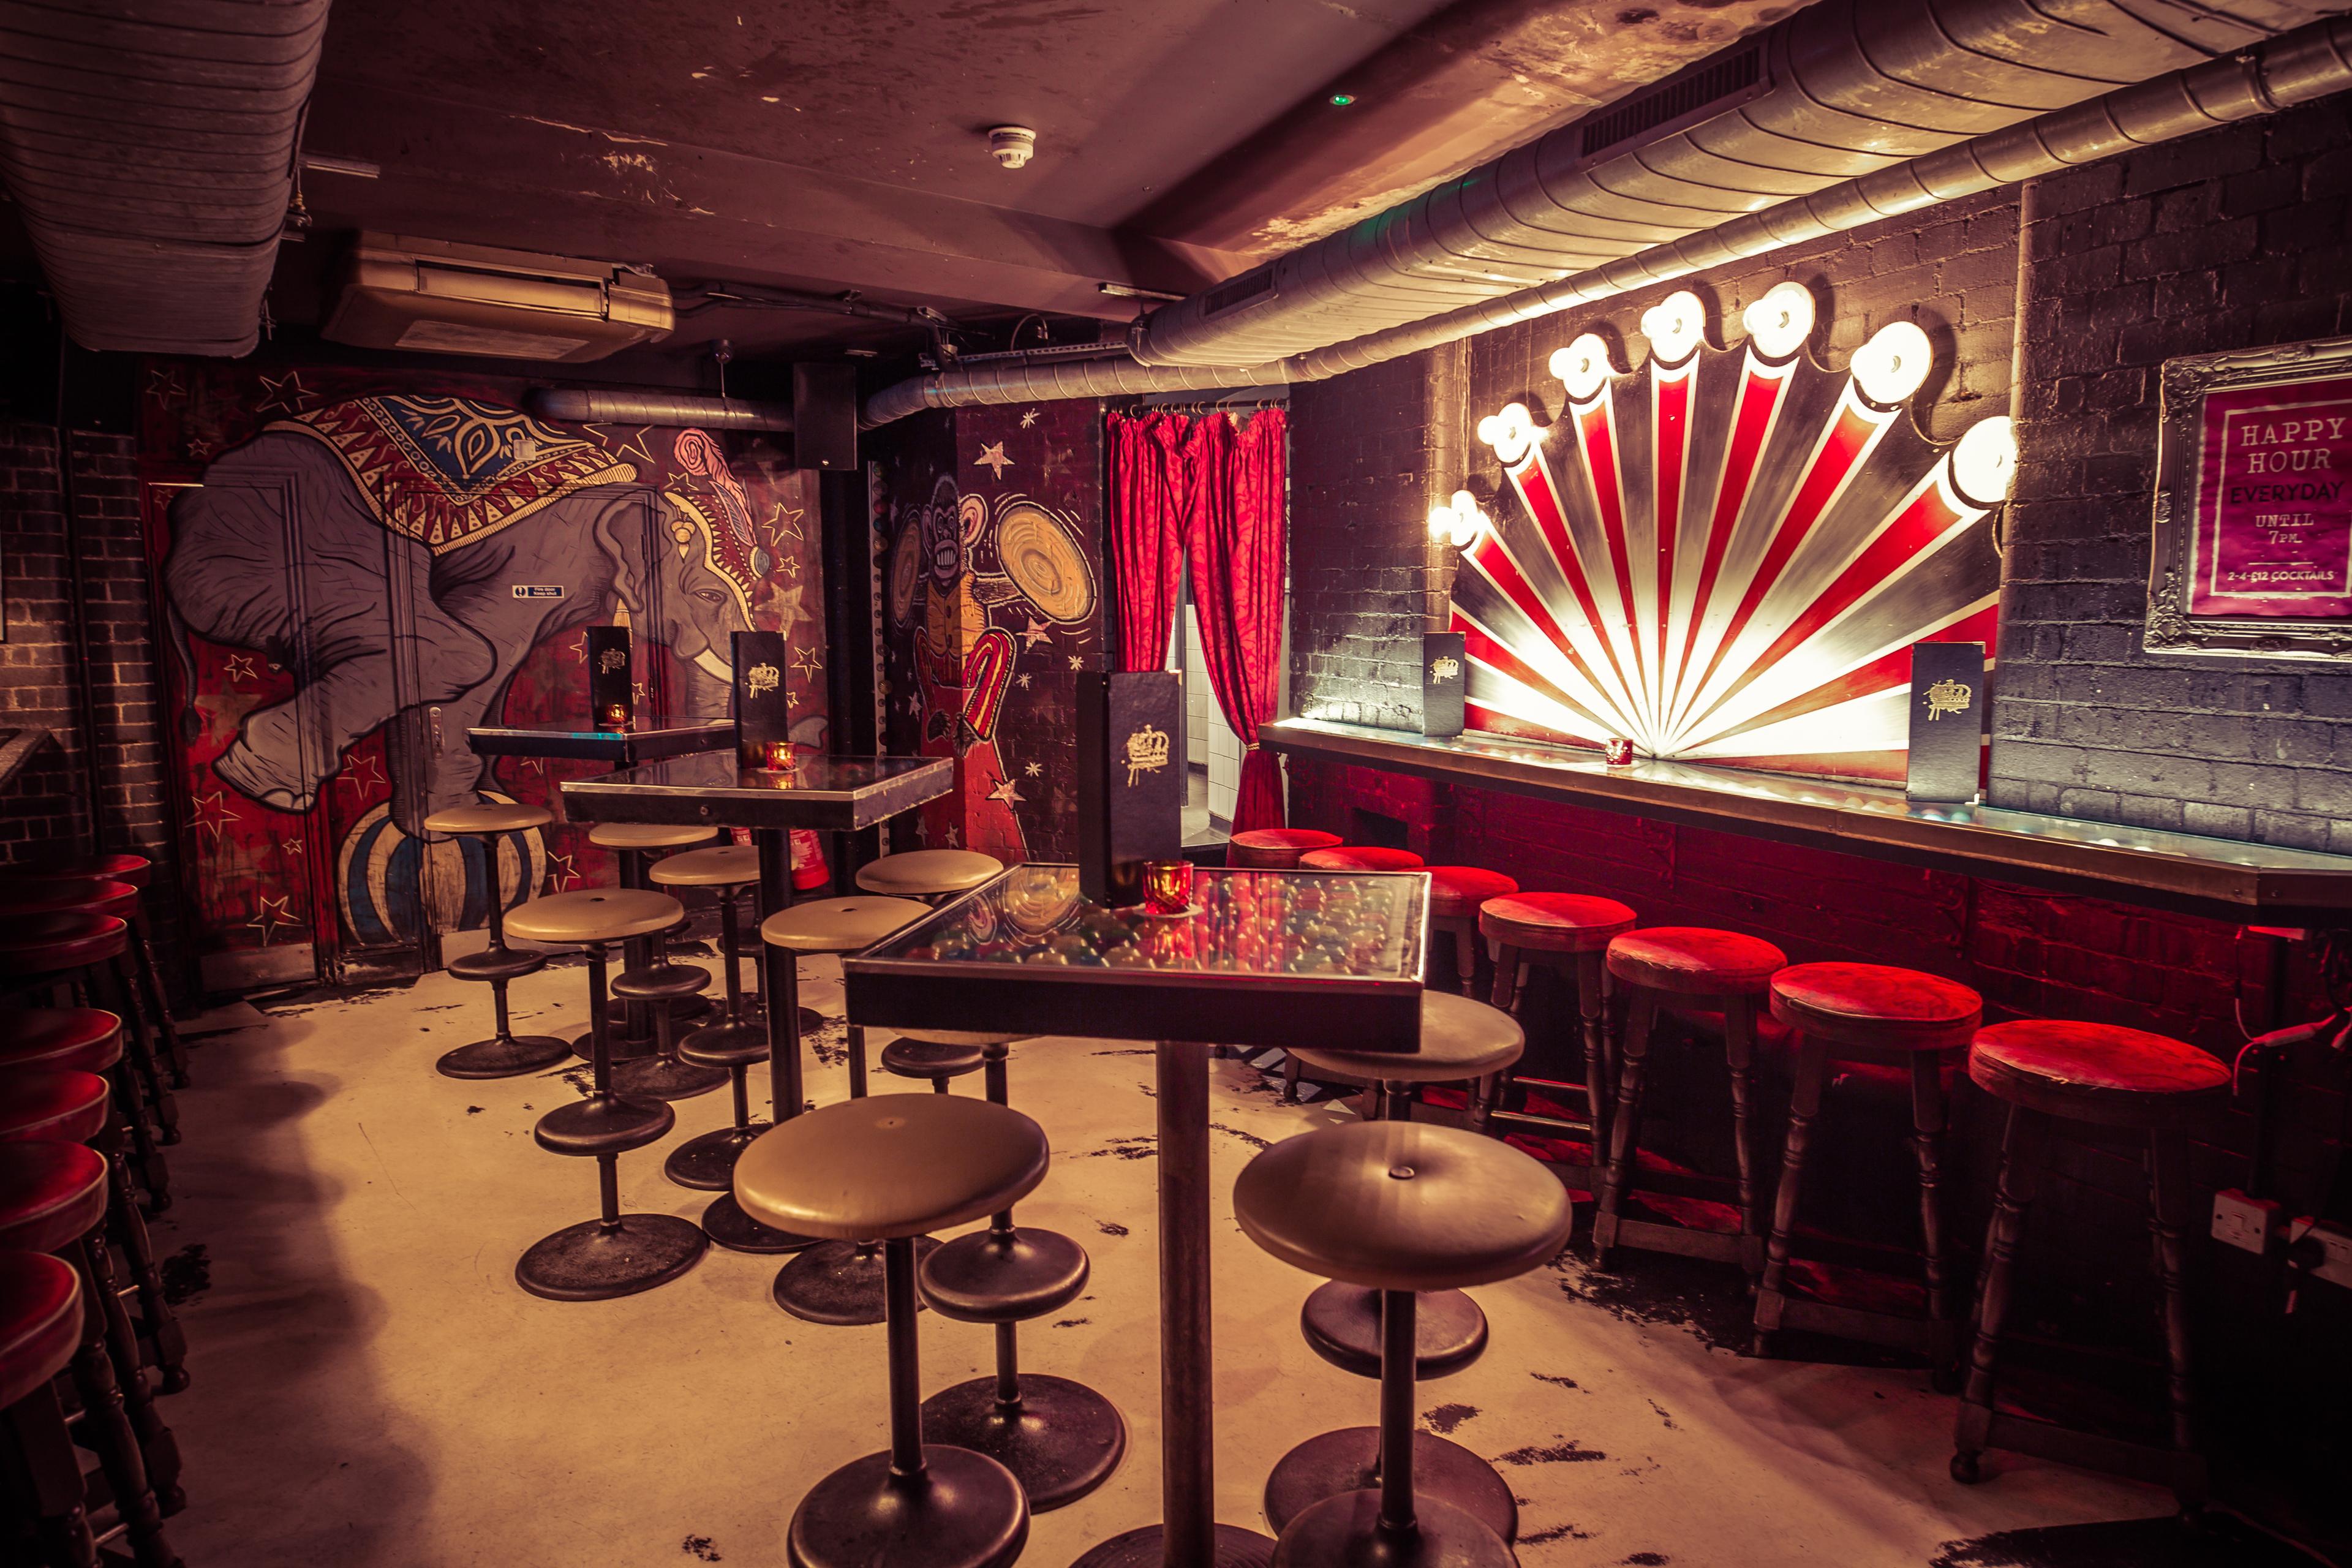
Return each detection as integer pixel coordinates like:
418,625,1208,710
2289,1218,2352,1291
2212,1188,2282,1253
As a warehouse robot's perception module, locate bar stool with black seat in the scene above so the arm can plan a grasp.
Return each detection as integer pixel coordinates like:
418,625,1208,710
715,895,931,1266
1235,1120,1573,1568
1593,927,1787,1275
734,1093,1044,1568
0,1141,177,1567
1951,1020,2229,1510
502,890,707,1302
1477,892,1637,1187
649,843,771,1190
1227,829,1341,870
912,1031,1126,1510
1422,868,1517,997
2,852,189,1090
880,1034,986,1095
584,823,726,1101
423,802,572,1080
1264,992,1527,1540
0,884,177,1151
582,821,716,1049
1752,962,1981,1380
0,916,170,1211
856,848,1004,903
0,1246,96,1567
1298,846,1424,873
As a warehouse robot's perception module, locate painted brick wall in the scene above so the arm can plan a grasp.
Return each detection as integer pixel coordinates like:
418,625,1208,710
1991,100,2352,848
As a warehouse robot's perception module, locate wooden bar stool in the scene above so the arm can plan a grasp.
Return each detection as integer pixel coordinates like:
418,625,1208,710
1422,868,1516,998
423,802,571,1080
718,896,930,1263
1235,1121,1572,1568
0,918,170,1212
1951,1021,2229,1509
0,1247,96,1567
734,1094,1045,1568
1298,846,1424,873
0,1016,184,1400
1,887,177,1152
856,849,1004,903
584,823,717,1054
1477,892,1637,1185
3,853,189,1090
1227,829,1341,870
1594,928,1786,1275
1267,993,1527,1540
915,1031,1126,1511
1753,963,1980,1378
650,845,771,1189
0,1142,177,1566
503,891,706,1302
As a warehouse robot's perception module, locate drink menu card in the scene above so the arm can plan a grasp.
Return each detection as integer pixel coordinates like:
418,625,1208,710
1077,672,1182,907
1422,631,1466,739
732,629,792,772
1905,641,1985,803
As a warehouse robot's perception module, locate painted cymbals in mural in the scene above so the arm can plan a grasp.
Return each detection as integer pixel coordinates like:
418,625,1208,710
889,518,925,630
994,501,1096,625
998,864,1081,937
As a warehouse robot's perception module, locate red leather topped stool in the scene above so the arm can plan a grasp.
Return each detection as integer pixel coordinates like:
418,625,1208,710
1477,892,1637,1185
0,917,171,1211
1952,1020,2229,1509
0,885,177,1152
1227,829,1341,870
1595,929,1787,1274
0,1248,96,1567
1298,846,1424,873
1423,867,1518,998
2,852,189,1091
1753,963,1981,1379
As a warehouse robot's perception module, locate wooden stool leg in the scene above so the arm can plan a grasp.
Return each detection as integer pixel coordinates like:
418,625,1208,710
105,956,177,1147
1488,945,1523,1016
1953,1104,2048,1482
1722,998,1763,1275
1594,989,1657,1266
110,1063,169,1214
1451,926,1478,998
105,1143,186,1395
64,1239,176,1568
1575,950,1610,1161
129,910,190,1090
85,1229,180,1515
3,1380,101,1568
2149,1127,2206,1509
1752,1035,1830,1357
1910,1052,1956,1388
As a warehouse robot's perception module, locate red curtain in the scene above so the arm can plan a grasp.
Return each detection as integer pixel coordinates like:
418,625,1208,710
1106,412,1193,673
1186,409,1289,834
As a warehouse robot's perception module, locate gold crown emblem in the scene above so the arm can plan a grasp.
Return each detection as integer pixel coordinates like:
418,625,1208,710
1923,677,1971,720
746,662,782,697
597,648,628,674
1429,655,1460,682
1123,723,1170,786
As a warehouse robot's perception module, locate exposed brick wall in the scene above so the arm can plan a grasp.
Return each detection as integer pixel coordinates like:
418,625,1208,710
1992,100,2352,846
0,418,186,989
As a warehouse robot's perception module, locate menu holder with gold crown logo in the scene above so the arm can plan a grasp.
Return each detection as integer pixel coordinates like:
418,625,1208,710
731,629,794,773
1077,671,1182,907
1422,631,1466,739
1905,640,1985,803
587,626,633,732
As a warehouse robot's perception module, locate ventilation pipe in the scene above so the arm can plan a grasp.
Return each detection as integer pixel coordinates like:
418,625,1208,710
863,11,2352,427
0,0,333,356
529,388,795,432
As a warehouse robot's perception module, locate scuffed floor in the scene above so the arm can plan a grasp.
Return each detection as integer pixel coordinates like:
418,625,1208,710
143,949,2225,1567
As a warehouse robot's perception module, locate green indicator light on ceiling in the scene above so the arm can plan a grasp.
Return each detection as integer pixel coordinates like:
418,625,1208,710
1329,94,1355,107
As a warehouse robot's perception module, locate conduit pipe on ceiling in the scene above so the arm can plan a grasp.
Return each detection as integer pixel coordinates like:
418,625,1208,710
0,0,333,356
528,388,795,432
861,13,2352,428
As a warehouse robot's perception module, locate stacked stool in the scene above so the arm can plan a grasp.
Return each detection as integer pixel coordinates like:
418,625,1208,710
0,914,172,1210
1268,992,1528,1539
1,853,188,1090
1235,1120,1572,1568
1227,829,1341,870
1952,1020,2228,1509
1298,846,1423,874
424,802,571,1080
856,849,1004,904
742,896,930,1286
914,1031,1125,1510
1422,867,1517,997
1,883,178,1152
1594,927,1787,1275
1752,962,1981,1379
1477,892,1637,1188
651,843,772,1191
734,1094,1044,1568
503,889,706,1302
0,1247,94,1565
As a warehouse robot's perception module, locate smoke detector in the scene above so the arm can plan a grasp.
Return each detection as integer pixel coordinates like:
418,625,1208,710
987,126,1036,170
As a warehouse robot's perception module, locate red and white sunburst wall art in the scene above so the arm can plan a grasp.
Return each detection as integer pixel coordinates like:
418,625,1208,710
1444,282,2018,783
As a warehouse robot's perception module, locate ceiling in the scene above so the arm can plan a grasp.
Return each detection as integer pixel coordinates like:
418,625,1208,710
4,0,1803,369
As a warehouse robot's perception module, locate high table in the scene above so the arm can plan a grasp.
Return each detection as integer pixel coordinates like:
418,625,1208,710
844,863,1430,1568
560,753,953,1246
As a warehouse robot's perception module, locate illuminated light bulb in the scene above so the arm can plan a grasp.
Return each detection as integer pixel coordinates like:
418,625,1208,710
1850,320,1932,407
1428,490,1488,548
1741,281,1815,361
1640,290,1705,366
1548,334,1613,403
1950,416,2019,506
1476,403,1538,465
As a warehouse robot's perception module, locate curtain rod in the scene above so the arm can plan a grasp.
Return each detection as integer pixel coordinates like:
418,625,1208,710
1117,400,1288,415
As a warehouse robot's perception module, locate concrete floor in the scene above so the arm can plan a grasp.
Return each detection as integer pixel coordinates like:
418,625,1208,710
143,948,2228,1568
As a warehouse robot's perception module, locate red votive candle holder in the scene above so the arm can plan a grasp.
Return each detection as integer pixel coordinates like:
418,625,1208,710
596,700,633,733
1604,737,1635,766
739,738,797,774
1144,859,1194,916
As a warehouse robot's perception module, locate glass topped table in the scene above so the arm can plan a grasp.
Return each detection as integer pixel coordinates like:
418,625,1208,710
846,864,1429,1568
466,712,733,766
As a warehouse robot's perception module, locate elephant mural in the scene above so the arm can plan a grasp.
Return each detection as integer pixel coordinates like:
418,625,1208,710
165,396,766,834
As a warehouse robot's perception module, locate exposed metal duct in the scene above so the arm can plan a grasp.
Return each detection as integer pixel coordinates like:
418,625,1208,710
0,0,332,356
529,388,795,432
863,12,2352,428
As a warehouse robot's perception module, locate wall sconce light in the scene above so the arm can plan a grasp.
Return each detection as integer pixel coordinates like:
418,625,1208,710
1548,334,1613,403
1849,319,1933,407
1474,402,1540,465
1427,489,1488,548
1741,281,1815,361
1950,415,2019,507
1639,291,1705,366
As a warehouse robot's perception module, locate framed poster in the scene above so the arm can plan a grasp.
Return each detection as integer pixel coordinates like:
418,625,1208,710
2147,334,2352,660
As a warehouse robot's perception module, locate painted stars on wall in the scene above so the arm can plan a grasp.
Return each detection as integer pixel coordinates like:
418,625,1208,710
974,441,1014,479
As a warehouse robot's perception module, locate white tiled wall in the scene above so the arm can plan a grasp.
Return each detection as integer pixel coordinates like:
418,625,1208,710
1180,594,1241,826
